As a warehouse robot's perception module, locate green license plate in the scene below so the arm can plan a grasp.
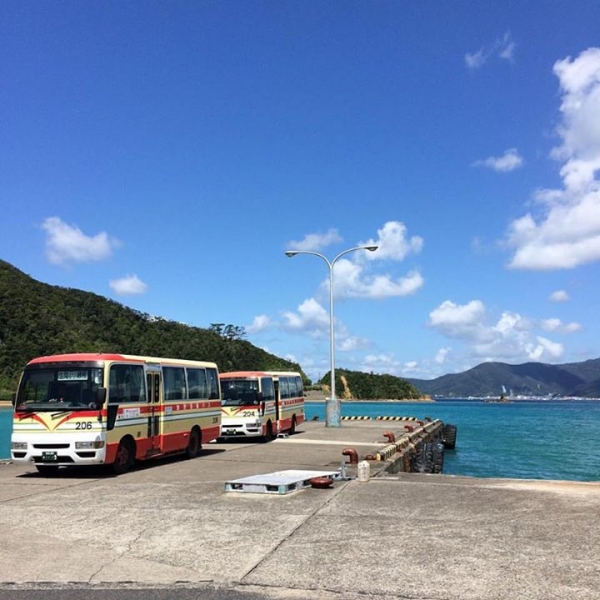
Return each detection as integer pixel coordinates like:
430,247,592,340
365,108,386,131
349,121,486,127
41,451,58,462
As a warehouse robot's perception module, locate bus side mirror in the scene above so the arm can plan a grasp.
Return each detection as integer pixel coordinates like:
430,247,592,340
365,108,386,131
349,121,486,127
11,392,16,407
107,404,119,431
96,387,107,406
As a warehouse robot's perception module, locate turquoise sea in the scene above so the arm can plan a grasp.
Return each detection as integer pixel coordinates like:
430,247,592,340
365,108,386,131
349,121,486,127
2,400,600,481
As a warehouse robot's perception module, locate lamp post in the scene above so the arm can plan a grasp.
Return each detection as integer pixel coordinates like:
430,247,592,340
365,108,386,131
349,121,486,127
285,245,378,427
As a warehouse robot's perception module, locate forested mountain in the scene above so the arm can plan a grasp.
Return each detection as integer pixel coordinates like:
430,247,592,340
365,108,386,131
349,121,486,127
407,358,600,398
0,260,303,392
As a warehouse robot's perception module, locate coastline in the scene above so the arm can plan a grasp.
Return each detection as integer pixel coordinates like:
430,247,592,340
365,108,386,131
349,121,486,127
303,395,434,403
1,398,434,408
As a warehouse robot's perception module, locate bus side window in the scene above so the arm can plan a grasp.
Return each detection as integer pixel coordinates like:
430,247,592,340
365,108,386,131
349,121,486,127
207,368,219,400
164,367,186,400
288,377,298,398
188,368,207,399
109,364,145,403
261,377,275,402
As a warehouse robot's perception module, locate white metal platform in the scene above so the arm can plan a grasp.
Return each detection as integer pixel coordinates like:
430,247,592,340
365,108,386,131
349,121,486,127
224,469,341,495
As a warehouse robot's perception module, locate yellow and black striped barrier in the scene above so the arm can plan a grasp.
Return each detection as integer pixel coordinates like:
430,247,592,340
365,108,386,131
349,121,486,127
341,415,423,421
375,416,419,421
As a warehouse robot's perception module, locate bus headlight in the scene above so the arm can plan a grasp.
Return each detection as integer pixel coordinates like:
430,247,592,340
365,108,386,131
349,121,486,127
11,442,27,450
75,441,105,450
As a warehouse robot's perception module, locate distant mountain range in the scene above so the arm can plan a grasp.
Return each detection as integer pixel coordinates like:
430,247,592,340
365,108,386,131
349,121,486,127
407,359,600,398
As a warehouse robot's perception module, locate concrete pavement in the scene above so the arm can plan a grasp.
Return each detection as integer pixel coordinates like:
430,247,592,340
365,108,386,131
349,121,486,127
0,420,599,600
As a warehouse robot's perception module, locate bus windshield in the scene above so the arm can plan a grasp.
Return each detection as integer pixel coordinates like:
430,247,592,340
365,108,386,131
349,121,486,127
16,366,104,411
220,379,260,407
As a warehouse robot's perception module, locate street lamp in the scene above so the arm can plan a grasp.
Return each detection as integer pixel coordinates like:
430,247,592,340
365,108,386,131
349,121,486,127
284,244,379,427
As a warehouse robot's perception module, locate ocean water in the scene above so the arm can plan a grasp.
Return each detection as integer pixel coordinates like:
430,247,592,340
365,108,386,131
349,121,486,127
304,400,600,482
2,401,600,481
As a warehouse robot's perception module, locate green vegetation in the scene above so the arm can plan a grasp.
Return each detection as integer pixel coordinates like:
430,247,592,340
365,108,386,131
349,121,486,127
0,260,307,393
321,369,423,400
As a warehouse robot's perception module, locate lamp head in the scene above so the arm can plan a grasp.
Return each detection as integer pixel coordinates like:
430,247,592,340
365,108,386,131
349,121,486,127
285,251,298,257
365,245,378,252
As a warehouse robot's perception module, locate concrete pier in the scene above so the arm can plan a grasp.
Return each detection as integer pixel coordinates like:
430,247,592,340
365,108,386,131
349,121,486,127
0,420,599,599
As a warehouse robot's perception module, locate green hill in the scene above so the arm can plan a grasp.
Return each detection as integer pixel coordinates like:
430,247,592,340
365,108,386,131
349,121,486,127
0,260,305,393
320,368,423,400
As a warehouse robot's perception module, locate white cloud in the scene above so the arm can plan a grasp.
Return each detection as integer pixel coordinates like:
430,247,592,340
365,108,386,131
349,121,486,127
473,148,524,172
465,48,486,70
317,220,425,299
42,217,120,266
499,38,516,62
246,314,271,334
527,337,564,361
465,33,516,70
540,318,582,333
282,298,329,334
428,299,566,364
289,221,425,301
549,290,569,302
362,353,404,375
435,347,451,364
507,47,600,270
286,228,342,252
331,259,424,300
338,335,369,352
428,300,486,337
360,221,423,261
109,274,148,296
280,297,370,353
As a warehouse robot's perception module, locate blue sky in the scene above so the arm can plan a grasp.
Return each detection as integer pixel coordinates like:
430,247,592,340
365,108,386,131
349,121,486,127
2,1,600,383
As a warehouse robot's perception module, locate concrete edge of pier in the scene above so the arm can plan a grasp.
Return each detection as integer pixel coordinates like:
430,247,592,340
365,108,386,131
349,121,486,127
0,419,599,600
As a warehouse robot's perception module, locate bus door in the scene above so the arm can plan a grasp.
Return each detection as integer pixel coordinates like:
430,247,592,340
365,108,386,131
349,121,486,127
146,370,161,455
273,379,281,423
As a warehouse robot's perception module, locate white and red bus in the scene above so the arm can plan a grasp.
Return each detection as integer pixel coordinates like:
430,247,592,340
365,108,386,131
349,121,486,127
11,353,221,475
219,370,305,440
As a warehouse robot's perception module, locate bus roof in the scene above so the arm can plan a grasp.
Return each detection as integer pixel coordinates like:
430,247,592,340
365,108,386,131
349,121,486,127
26,353,218,368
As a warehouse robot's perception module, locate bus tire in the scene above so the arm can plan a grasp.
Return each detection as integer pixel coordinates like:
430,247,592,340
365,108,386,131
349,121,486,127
289,416,297,435
262,421,274,443
36,465,59,476
113,438,135,475
185,427,202,459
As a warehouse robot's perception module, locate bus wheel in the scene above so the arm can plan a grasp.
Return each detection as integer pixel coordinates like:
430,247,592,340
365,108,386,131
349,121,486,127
113,438,135,475
185,428,202,459
262,421,274,443
289,416,297,435
36,465,59,476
